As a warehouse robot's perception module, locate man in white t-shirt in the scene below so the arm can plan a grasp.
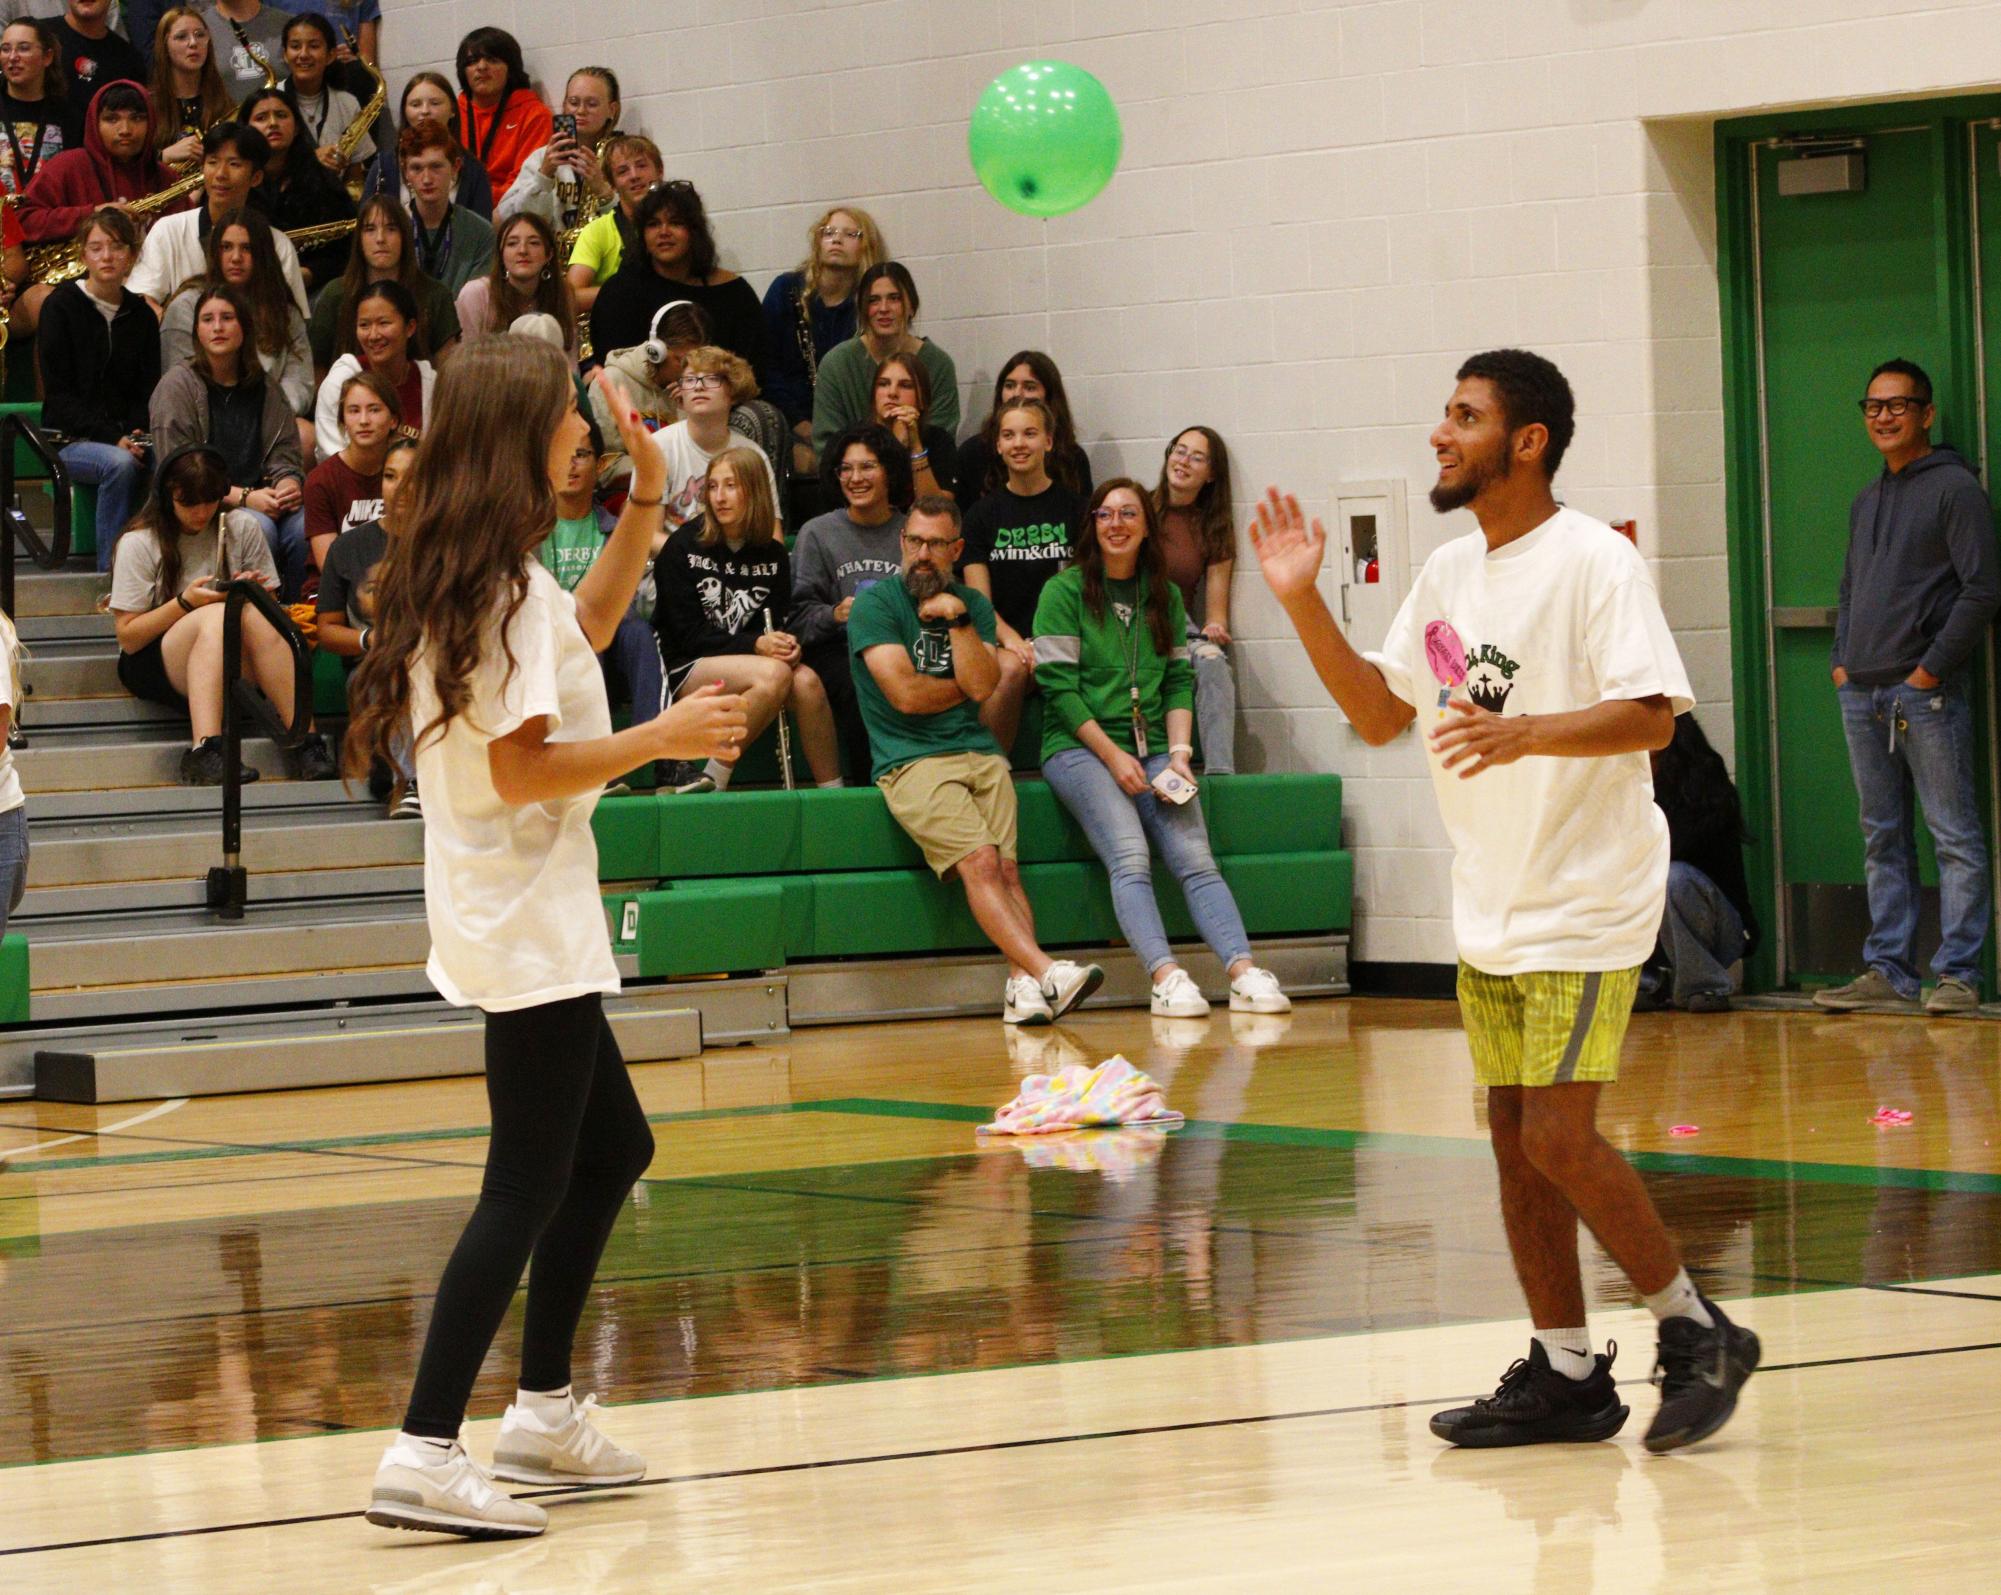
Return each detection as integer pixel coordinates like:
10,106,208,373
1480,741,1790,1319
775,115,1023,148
1252,348,1759,1455
127,122,309,318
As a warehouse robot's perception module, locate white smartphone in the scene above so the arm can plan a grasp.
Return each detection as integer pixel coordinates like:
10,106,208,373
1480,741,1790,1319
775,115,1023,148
1151,767,1198,805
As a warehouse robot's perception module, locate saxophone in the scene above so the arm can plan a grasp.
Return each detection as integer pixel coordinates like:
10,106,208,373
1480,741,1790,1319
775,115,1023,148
285,59,388,253
562,132,617,362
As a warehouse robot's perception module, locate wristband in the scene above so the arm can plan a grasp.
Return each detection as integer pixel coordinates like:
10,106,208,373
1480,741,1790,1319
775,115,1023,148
176,591,194,613
909,449,929,464
627,493,664,508
1169,743,1194,756
948,611,976,629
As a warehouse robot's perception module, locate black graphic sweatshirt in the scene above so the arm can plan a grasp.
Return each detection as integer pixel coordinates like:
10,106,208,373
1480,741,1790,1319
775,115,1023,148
651,517,793,677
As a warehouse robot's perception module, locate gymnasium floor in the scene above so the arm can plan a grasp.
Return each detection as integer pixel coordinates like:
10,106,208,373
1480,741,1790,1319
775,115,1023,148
2,996,1997,1591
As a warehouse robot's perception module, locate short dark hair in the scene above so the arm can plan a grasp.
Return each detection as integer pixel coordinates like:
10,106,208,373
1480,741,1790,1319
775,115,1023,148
820,422,914,511
282,12,337,50
1455,348,1576,478
633,180,717,282
96,81,149,121
1868,358,1933,405
907,494,961,533
454,26,530,100
203,121,270,168
856,261,920,321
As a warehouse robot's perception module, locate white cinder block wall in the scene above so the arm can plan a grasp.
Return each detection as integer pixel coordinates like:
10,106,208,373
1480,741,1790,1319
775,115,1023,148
383,0,2001,967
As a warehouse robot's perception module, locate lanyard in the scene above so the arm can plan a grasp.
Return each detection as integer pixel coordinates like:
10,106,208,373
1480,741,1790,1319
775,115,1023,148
469,95,508,169
409,201,453,278
1108,575,1148,758
2,114,49,190
297,87,330,146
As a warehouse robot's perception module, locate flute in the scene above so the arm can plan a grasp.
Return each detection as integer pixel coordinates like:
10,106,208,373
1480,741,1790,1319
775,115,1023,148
764,608,795,790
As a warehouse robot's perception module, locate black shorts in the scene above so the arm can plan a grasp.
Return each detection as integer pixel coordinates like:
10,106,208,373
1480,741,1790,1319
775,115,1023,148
117,639,186,708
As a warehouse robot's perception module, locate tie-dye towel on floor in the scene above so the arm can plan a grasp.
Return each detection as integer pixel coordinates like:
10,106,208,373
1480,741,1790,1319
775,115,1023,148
978,1055,1184,1136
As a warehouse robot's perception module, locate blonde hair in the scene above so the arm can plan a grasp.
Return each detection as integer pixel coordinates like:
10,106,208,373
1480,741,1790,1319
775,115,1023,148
799,206,885,301
697,446,778,549
682,343,756,402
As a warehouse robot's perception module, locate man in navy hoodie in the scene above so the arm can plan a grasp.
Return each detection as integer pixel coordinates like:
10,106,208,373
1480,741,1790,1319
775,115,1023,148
1818,358,2001,1016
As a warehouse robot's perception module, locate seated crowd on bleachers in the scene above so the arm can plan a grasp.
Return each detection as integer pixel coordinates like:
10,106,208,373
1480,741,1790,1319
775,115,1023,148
0,11,1291,1018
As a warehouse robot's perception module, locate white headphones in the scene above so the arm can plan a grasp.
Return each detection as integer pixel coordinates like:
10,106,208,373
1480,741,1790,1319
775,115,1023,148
641,300,696,368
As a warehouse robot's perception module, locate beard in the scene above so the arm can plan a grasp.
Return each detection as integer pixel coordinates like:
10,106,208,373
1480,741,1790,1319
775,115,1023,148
903,564,947,603
1428,440,1512,513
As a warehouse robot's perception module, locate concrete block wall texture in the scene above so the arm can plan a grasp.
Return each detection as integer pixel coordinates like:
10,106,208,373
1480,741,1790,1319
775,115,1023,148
381,0,2001,966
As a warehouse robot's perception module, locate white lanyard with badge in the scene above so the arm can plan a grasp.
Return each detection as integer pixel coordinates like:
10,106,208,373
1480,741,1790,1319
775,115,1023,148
1110,576,1197,805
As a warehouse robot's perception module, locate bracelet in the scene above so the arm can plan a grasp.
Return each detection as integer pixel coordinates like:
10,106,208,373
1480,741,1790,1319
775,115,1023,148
626,493,664,508
176,592,194,613
909,450,929,464
1169,743,1193,756
359,626,371,653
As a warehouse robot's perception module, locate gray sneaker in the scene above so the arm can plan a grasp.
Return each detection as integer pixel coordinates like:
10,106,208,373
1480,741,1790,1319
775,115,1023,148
1812,969,1919,1013
1924,977,1983,1017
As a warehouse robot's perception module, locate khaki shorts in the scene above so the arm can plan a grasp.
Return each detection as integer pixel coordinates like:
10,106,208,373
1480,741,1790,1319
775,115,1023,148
878,752,1018,877
1456,963,1642,1088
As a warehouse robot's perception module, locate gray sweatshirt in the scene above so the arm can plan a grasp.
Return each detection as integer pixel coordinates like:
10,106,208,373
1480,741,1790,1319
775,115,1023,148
788,507,906,649
1835,446,2001,686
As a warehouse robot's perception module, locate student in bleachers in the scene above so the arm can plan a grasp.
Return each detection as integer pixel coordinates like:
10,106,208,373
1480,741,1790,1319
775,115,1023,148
959,397,1082,756
278,13,370,187
872,350,956,500
311,194,461,372
761,205,883,473
109,441,336,783
957,352,1091,502
150,281,308,595
1151,426,1238,775
37,205,156,570
202,0,286,101
452,25,547,201
456,210,576,363
0,599,23,938
810,262,958,456
302,367,393,572
147,5,230,167
1033,478,1289,1019
127,121,308,316
158,205,313,455
239,85,354,292
54,0,143,101
590,180,768,390
495,65,617,238
851,493,1103,1025
790,422,910,784
653,443,842,794
362,69,491,219
588,295,702,487
646,344,780,543
274,0,380,77
0,18,78,195
399,121,493,298
314,277,432,452
562,130,656,319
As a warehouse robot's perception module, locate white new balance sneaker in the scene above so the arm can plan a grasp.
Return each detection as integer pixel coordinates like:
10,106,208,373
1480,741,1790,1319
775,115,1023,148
366,1437,547,1539
1228,966,1292,1014
1003,973,1054,1026
1149,968,1212,1018
490,1393,646,1487
1041,959,1105,1020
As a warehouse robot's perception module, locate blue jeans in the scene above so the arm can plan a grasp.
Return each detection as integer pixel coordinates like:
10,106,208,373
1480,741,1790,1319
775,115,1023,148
601,615,664,721
1043,745,1253,974
239,507,309,602
0,805,27,939
1188,624,1236,775
60,441,144,572
1646,860,1745,1004
1837,680,1991,995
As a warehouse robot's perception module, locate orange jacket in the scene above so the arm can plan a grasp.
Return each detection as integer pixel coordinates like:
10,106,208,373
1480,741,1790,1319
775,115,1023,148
457,86,552,199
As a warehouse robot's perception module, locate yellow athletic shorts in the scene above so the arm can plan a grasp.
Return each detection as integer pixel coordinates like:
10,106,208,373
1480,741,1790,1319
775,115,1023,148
1456,963,1642,1087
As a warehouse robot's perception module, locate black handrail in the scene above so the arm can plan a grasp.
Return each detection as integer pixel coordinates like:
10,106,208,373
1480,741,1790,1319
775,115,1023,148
205,580,314,922
0,411,73,621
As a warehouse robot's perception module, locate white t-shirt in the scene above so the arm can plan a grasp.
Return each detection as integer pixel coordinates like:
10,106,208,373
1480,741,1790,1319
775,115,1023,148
1367,508,1694,976
651,420,783,533
128,210,310,320
411,562,621,1012
0,609,22,816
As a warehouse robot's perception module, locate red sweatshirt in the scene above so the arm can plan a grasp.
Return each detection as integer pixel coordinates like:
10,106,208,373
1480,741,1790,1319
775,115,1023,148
18,79,183,243
456,86,551,200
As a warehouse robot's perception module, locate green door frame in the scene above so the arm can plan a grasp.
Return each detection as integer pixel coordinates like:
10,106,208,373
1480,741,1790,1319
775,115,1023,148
1716,95,2001,992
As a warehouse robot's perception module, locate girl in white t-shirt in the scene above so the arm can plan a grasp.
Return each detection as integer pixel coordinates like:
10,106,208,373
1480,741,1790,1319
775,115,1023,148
345,338,748,1541
0,605,26,940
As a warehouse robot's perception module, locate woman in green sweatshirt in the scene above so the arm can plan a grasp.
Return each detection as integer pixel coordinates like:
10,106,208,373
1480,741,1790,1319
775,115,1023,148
1032,479,1290,1020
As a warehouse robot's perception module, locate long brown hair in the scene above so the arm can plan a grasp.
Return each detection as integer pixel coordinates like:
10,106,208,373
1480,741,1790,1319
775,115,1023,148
484,212,576,348
190,283,259,386
696,446,779,549
334,196,425,358
975,351,1082,494
1077,477,1175,656
344,338,574,778
149,8,231,153
872,350,933,427
114,446,230,607
188,206,293,358
1150,426,1235,565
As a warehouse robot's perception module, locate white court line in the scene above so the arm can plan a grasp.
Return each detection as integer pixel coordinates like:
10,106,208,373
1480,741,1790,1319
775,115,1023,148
0,1096,191,1162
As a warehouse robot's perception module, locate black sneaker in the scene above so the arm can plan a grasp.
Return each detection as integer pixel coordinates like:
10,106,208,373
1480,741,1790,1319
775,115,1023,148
1429,1341,1630,1448
179,737,260,787
288,733,338,782
1643,1295,1760,1453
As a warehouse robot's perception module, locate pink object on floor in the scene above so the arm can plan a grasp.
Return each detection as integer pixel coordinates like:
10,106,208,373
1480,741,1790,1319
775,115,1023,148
1669,1124,1700,1137
979,1055,1183,1136
1870,1107,1914,1127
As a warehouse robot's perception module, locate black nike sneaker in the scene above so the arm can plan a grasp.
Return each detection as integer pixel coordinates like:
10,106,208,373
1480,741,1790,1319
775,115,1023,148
1643,1295,1760,1453
1430,1341,1630,1448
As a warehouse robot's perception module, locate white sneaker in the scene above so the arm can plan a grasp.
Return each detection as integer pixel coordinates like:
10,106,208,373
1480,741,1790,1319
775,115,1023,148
1150,968,1211,1018
490,1393,646,1487
1003,973,1054,1026
1041,959,1105,1021
1229,966,1292,1014
366,1437,547,1539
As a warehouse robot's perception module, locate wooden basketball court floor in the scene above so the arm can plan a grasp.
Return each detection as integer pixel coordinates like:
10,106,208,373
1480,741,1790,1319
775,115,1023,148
2,995,1999,1591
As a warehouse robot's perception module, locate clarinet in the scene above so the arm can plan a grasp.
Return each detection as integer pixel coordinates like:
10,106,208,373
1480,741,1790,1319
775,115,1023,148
764,608,796,790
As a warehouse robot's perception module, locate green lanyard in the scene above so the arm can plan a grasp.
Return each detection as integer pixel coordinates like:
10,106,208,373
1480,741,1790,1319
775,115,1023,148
1109,576,1147,757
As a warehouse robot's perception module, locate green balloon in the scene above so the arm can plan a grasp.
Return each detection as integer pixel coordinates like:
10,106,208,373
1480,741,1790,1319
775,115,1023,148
968,61,1123,218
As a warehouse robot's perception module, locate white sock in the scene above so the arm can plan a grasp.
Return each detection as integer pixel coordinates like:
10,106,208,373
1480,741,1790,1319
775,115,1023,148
1532,1328,1595,1381
396,1431,456,1461
1642,1268,1714,1327
816,777,845,788
703,758,734,789
516,1385,573,1427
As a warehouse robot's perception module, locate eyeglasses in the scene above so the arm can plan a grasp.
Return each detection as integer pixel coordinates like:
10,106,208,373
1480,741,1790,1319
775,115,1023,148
836,462,882,478
1859,396,1924,418
819,226,864,241
900,533,958,553
1168,445,1209,465
678,373,723,391
0,43,45,56
1093,506,1143,525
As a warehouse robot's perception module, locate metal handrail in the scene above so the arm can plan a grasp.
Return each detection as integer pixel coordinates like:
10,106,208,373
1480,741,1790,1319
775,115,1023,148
0,410,73,620
205,580,314,922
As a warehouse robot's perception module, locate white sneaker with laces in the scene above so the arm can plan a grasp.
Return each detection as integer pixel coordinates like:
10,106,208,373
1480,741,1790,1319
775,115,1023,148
1229,966,1292,1014
1003,973,1054,1026
1150,968,1211,1018
490,1392,646,1486
366,1437,547,1539
1041,959,1105,1020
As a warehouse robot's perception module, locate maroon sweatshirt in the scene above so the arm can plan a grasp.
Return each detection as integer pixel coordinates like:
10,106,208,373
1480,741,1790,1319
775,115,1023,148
18,79,183,244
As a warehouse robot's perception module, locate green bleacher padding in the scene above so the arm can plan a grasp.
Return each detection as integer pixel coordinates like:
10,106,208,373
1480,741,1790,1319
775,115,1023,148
69,483,96,559
1203,774,1342,856
656,787,802,878
1219,850,1353,934
1009,693,1045,772
593,796,660,880
797,785,926,871
635,879,784,977
801,867,981,957
0,932,27,1023
1011,779,1095,864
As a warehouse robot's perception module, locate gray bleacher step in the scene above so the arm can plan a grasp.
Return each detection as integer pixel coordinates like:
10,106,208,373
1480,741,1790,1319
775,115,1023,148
30,901,431,990
27,809,420,888
18,611,115,644
29,776,371,822
16,732,299,792
20,694,182,730
22,652,125,698
11,570,107,618
19,861,426,919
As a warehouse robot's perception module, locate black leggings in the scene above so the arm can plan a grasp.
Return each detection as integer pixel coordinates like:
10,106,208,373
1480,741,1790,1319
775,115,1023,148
402,993,656,1438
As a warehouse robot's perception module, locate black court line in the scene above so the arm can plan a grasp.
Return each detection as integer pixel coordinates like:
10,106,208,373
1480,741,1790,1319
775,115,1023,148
7,1335,2001,1561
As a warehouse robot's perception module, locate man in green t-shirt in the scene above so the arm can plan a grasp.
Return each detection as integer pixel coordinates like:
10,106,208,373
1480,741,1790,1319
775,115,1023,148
850,496,1103,1026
